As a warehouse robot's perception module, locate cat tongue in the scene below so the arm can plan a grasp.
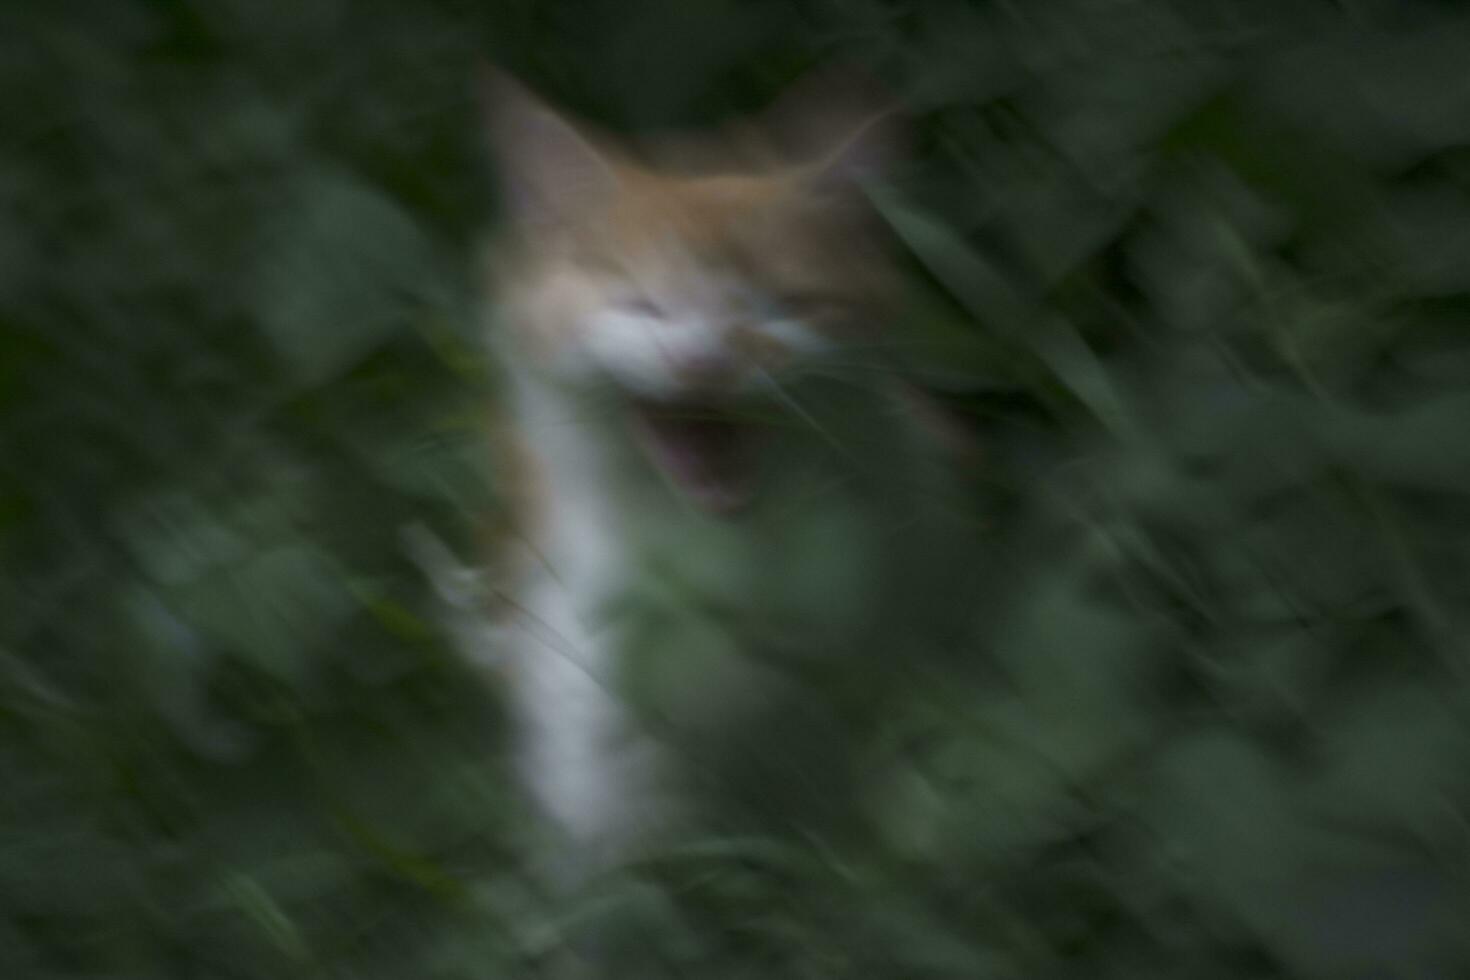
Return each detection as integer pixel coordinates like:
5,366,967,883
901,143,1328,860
634,405,750,515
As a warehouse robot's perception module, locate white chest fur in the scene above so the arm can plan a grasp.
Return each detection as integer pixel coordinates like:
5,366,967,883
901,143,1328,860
494,370,960,876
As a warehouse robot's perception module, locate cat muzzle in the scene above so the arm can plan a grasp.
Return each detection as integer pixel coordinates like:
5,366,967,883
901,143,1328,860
631,401,753,515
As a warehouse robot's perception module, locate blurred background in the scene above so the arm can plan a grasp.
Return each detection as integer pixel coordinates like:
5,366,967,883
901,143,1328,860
6,0,1470,977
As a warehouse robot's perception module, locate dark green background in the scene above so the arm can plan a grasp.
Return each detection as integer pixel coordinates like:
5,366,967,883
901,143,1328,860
4,1,1470,976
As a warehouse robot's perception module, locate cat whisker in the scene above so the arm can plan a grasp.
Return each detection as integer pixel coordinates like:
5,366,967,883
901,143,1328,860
827,336,979,355
768,471,859,519
805,362,994,393
756,367,862,465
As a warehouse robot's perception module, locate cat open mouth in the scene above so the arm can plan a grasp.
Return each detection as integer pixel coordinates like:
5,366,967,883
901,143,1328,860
631,401,753,515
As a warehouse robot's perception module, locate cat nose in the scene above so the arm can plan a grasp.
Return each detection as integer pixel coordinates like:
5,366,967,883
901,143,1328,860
669,348,736,387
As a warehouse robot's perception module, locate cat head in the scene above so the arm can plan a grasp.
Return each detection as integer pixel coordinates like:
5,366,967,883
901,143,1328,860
483,68,906,513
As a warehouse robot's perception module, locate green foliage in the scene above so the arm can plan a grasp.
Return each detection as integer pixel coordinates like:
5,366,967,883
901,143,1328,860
6,0,1470,977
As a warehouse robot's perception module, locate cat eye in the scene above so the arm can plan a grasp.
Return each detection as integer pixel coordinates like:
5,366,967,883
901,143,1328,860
775,293,848,322
617,297,667,319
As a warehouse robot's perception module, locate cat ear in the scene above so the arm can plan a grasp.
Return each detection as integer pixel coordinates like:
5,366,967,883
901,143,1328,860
478,65,619,225
761,67,908,188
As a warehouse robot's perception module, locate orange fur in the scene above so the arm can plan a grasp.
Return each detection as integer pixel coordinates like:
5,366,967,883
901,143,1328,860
474,70,950,887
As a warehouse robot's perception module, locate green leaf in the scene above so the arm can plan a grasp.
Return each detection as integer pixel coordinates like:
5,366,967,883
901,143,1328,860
254,169,446,384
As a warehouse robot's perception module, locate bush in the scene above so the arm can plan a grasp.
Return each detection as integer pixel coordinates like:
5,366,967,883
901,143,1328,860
4,1,1469,976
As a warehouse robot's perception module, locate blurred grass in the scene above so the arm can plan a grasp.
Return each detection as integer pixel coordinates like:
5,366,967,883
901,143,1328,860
5,0,1470,977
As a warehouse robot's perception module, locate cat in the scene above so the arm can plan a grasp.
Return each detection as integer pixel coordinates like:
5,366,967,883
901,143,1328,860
473,68,970,887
